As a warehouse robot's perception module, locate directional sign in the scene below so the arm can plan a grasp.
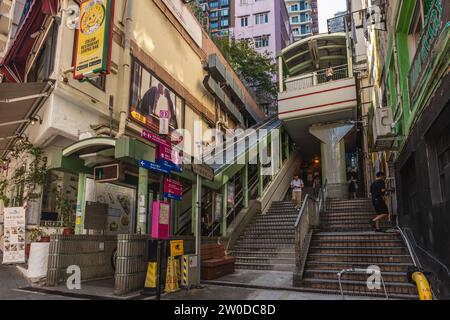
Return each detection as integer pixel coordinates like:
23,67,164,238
156,159,182,173
139,160,170,174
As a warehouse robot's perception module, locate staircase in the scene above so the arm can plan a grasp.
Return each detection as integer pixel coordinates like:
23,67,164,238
298,198,419,299
230,201,297,272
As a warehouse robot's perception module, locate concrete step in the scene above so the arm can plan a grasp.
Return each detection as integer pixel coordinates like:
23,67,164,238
309,246,409,255
313,232,402,241
240,234,295,240
305,261,413,273
233,243,295,250
307,253,413,264
231,247,295,253
304,269,410,283
234,256,296,265
311,239,404,247
235,262,295,272
299,278,418,298
236,238,295,245
231,251,294,259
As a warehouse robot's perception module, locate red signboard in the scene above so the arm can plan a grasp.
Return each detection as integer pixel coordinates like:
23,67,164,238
164,178,183,197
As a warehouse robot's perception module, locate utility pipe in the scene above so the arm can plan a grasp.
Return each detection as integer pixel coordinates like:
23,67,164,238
117,0,133,138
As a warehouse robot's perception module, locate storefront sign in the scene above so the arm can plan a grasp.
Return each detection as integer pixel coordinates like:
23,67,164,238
408,0,448,103
151,201,171,239
2,207,26,264
170,240,184,257
192,164,215,182
141,130,172,149
74,0,115,80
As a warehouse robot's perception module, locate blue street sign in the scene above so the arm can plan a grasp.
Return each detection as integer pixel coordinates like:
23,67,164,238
139,160,170,174
156,158,182,173
163,192,182,201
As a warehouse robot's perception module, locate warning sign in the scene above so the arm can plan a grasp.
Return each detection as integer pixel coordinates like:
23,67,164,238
170,240,184,257
144,262,157,288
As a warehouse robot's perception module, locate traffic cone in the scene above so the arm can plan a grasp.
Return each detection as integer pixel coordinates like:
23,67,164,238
165,257,180,293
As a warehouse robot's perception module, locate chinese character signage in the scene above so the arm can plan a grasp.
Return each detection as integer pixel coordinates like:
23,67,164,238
2,207,26,264
164,178,183,201
74,0,115,80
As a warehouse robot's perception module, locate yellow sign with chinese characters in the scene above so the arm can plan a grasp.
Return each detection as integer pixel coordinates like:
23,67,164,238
74,0,114,80
170,240,184,257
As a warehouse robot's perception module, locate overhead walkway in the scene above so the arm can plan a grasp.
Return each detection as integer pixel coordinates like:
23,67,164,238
278,33,358,199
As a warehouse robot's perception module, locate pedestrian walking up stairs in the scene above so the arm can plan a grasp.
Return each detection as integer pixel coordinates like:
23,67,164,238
296,198,419,299
230,201,298,272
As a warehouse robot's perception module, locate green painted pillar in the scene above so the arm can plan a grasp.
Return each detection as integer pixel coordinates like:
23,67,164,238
279,128,283,167
191,182,197,235
242,164,249,208
75,173,86,235
258,160,264,198
221,180,228,237
137,167,148,235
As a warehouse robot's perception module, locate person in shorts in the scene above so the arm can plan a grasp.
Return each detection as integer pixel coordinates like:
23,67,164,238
370,172,389,232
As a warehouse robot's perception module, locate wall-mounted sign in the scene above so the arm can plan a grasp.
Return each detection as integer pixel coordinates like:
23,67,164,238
170,240,184,257
227,183,235,207
151,201,171,240
94,163,124,183
139,160,170,174
74,0,115,80
192,164,215,182
2,207,26,264
164,178,183,201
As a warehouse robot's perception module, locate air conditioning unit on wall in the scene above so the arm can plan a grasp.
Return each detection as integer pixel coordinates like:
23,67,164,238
373,107,396,151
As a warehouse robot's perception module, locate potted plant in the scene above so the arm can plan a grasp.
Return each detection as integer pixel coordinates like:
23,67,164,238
55,186,75,235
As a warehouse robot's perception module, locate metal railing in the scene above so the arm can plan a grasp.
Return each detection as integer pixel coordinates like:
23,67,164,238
284,65,349,92
294,194,320,267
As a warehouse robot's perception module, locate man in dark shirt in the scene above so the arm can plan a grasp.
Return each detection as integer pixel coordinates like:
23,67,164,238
370,172,389,232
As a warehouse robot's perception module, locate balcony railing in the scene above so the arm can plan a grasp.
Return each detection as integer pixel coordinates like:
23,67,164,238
284,64,348,92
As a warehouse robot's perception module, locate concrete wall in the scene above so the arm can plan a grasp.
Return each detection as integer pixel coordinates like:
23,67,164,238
47,235,117,286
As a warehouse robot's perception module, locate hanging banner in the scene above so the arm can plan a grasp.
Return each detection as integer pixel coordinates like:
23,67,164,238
2,207,26,264
74,0,115,80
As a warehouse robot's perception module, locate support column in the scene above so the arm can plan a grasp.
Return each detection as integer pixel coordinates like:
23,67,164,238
242,164,249,209
285,132,290,160
191,181,197,235
258,160,263,198
221,176,228,237
75,173,86,235
279,128,283,167
310,123,354,199
136,167,148,235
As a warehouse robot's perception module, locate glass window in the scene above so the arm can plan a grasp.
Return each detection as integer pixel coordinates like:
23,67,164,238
220,19,229,27
240,16,248,27
254,35,269,48
221,8,229,16
210,2,219,8
211,21,219,29
291,16,299,23
291,4,298,11
220,0,229,6
255,12,269,25
210,11,219,18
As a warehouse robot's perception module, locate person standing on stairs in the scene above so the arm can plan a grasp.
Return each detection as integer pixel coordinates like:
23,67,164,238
370,172,389,232
291,175,305,210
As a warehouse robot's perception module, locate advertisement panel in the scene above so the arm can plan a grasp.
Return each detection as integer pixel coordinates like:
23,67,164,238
2,207,26,264
74,0,115,80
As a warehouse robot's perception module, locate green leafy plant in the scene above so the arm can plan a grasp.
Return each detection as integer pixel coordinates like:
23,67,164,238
213,37,278,103
6,140,48,206
28,228,46,242
0,178,10,207
55,185,75,228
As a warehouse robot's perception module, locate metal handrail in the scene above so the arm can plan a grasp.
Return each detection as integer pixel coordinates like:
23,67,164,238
337,268,389,300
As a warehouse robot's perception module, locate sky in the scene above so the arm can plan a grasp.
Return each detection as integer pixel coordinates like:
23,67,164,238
318,0,348,33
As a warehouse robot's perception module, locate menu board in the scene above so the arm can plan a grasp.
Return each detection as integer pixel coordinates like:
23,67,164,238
2,207,26,264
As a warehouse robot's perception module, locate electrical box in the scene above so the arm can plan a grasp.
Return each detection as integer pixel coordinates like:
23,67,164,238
181,254,200,289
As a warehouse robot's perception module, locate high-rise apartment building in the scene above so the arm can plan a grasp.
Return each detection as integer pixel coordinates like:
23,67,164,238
231,0,293,60
285,0,319,41
199,0,234,38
